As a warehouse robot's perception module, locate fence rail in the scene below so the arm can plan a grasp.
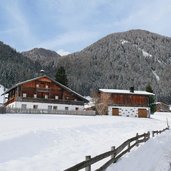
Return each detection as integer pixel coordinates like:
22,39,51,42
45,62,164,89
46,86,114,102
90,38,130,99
65,127,169,171
5,108,96,116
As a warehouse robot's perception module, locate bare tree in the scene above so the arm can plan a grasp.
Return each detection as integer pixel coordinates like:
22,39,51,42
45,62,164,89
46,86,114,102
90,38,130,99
92,91,111,115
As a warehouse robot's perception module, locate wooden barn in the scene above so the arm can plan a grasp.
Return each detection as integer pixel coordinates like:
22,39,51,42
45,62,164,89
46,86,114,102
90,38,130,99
2,75,89,112
155,102,170,112
98,88,155,118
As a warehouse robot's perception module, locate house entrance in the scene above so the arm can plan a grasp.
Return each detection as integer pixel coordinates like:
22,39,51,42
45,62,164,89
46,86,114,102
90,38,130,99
112,108,119,116
138,109,148,118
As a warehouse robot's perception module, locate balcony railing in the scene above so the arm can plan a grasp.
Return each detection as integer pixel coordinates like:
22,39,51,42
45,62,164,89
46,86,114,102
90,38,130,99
16,97,84,105
36,87,50,92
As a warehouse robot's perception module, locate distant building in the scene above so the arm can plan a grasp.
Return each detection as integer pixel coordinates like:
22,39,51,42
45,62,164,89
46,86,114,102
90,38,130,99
2,75,89,112
98,88,155,118
155,102,170,112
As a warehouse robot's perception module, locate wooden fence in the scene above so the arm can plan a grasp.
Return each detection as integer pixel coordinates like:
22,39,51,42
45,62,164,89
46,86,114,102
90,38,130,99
65,127,169,171
5,108,96,116
0,106,6,114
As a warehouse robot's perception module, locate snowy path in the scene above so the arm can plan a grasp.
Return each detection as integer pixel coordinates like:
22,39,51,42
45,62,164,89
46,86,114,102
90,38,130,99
107,130,171,171
0,113,170,171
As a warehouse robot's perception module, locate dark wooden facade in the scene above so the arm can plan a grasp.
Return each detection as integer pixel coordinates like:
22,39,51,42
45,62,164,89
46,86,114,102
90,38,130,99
4,76,88,106
100,92,150,107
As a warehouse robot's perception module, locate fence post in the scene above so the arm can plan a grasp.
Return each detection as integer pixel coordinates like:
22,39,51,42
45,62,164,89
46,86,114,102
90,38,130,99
85,155,91,171
152,131,154,137
111,146,116,159
136,133,139,146
128,141,130,152
147,131,150,140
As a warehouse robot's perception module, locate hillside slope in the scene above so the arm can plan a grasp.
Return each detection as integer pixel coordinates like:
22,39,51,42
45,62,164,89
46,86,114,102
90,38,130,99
0,42,42,88
22,48,60,67
22,48,61,76
57,29,171,101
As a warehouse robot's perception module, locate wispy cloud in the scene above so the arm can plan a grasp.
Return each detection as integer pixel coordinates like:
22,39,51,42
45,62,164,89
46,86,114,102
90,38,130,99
36,30,100,52
0,0,38,50
1,0,171,52
110,0,171,35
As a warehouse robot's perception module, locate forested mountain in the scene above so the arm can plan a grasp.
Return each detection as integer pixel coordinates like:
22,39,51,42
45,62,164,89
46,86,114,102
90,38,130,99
0,42,42,88
22,48,60,75
22,48,60,67
1,29,171,103
57,30,171,102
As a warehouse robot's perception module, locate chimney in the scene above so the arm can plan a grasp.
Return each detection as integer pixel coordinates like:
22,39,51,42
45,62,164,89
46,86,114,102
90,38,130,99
40,69,45,75
130,87,134,93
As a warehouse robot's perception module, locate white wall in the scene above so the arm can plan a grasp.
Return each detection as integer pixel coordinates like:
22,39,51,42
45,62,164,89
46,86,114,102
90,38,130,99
0,85,5,105
108,106,150,118
7,102,84,111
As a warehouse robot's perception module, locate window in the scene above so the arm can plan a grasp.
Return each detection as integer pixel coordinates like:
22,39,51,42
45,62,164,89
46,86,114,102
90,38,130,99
33,105,38,109
34,94,37,98
65,107,69,110
75,107,79,111
53,106,58,110
45,85,49,89
48,105,52,110
36,84,39,88
55,96,59,100
23,93,27,98
45,95,48,99
21,104,27,109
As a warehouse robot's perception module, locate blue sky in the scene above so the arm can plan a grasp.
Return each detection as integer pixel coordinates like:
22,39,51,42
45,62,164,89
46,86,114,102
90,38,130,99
0,0,171,55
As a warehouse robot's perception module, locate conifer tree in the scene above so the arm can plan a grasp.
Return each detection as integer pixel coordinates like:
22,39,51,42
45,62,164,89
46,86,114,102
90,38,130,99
146,83,153,93
55,67,68,86
146,83,156,114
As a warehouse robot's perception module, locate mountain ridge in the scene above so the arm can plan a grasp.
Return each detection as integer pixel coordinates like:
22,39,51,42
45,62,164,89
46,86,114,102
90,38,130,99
56,29,171,102
22,48,61,66
1,29,171,102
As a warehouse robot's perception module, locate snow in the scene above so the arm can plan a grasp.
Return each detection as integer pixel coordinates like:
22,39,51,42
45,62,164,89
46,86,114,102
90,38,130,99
57,49,70,56
107,127,171,171
120,39,129,45
158,59,162,64
84,96,94,109
152,70,160,81
0,112,170,171
99,89,154,95
141,49,152,58
157,59,167,66
120,40,153,58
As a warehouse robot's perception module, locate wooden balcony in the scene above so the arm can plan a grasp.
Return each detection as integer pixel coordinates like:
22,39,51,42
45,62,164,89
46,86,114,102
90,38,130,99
36,87,50,92
16,97,84,105
22,87,50,93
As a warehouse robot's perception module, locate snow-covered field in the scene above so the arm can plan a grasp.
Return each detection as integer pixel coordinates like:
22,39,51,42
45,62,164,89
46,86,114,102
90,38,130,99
108,130,171,171
0,112,170,171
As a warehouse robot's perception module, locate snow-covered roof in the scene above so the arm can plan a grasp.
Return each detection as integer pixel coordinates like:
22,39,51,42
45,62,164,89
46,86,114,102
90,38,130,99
99,89,155,96
2,75,89,103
